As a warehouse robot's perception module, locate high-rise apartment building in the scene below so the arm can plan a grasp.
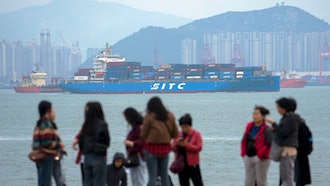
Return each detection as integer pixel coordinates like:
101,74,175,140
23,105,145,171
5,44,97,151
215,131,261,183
181,38,197,64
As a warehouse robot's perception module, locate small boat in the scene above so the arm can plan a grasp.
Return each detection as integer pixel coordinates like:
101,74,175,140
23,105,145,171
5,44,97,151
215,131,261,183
280,71,307,88
14,70,63,93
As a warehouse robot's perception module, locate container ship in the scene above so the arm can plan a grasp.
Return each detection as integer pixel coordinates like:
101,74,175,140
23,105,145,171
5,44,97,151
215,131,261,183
280,71,307,88
59,44,280,94
14,71,63,93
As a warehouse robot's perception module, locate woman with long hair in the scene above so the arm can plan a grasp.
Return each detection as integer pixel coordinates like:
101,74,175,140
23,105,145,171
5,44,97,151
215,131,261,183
141,97,179,186
79,102,110,186
123,107,146,186
72,102,93,185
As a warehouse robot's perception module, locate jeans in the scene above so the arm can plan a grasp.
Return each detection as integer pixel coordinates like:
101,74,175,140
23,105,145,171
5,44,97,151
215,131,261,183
80,163,84,185
145,150,169,186
280,156,296,186
53,156,66,186
36,155,54,186
129,155,146,186
178,164,204,186
243,156,271,186
83,153,107,186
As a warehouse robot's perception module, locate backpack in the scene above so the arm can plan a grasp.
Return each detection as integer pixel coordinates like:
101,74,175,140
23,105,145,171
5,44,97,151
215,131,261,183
298,120,313,156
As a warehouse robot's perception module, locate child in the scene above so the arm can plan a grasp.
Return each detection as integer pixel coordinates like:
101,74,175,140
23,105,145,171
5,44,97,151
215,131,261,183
107,152,127,186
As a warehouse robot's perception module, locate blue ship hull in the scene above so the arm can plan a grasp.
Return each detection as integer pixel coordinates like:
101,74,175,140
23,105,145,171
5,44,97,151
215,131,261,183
59,76,280,94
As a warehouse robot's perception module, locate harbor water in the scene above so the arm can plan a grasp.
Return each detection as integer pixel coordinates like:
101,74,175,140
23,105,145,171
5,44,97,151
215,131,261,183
0,87,329,185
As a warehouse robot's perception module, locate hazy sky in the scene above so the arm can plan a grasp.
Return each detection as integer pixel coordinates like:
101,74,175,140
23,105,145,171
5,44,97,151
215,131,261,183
1,0,329,22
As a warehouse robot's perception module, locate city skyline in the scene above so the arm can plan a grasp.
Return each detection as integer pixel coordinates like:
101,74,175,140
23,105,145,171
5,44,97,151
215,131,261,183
0,30,82,81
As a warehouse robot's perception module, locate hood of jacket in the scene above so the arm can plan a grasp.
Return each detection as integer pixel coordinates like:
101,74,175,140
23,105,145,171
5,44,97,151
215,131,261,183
292,113,304,125
112,152,125,168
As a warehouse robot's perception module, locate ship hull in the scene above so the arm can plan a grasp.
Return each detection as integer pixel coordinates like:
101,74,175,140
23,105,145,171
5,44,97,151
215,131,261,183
306,81,330,86
14,85,63,93
280,79,307,88
59,76,280,94
304,76,330,86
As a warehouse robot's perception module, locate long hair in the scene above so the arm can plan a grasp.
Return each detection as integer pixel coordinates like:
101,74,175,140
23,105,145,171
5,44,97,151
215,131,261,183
123,107,143,127
37,100,52,127
81,101,105,135
147,97,168,121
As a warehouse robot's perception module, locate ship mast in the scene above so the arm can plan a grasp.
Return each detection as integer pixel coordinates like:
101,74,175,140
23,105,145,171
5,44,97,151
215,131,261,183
104,42,112,56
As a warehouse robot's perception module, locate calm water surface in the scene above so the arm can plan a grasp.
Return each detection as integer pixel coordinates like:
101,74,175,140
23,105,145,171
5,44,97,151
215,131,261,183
0,87,329,185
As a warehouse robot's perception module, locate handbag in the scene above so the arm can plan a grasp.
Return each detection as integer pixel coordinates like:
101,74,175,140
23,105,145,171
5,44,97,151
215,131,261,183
170,154,185,173
28,149,46,162
125,154,140,168
170,131,195,174
28,127,47,162
269,140,283,162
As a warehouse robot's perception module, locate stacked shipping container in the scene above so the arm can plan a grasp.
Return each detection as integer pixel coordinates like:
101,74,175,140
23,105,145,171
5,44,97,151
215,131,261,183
75,62,270,82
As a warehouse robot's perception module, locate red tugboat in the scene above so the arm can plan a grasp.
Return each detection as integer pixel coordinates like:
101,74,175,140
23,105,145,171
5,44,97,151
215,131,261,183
14,71,63,93
280,71,307,88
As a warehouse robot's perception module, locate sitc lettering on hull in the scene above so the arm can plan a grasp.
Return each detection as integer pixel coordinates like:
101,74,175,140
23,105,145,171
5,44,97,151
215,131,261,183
151,83,186,90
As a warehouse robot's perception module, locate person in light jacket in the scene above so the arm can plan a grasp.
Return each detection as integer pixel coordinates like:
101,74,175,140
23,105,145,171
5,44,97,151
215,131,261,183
172,114,203,186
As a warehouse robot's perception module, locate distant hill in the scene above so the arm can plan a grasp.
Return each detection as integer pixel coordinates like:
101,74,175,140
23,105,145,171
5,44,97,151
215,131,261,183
0,0,190,49
112,5,330,65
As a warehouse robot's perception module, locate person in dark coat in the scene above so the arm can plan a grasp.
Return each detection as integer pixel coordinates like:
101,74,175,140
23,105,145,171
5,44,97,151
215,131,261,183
288,98,312,186
107,152,127,186
266,97,299,186
79,102,110,186
123,107,146,186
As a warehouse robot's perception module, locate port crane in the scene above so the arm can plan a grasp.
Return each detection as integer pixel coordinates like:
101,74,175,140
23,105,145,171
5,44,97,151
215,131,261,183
230,43,245,67
319,42,330,77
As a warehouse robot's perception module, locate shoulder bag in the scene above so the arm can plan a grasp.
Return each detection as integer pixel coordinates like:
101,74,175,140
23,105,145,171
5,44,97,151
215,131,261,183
28,149,47,163
269,140,283,162
170,131,195,174
28,127,47,162
125,154,140,168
